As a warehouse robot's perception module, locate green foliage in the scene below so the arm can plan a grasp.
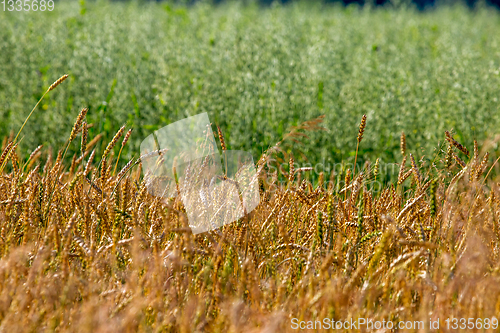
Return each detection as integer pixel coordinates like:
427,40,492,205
1,1,500,169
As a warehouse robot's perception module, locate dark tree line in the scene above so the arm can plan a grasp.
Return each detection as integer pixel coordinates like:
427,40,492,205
259,0,499,10
164,0,500,10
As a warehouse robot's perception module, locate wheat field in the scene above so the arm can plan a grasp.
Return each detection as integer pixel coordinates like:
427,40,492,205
0,78,499,332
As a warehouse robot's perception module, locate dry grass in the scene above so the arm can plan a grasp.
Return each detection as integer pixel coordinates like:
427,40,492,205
0,106,500,332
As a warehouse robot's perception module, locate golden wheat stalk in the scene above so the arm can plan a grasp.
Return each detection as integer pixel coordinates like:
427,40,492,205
452,151,466,169
399,169,412,185
12,75,68,147
444,144,453,168
409,153,421,186
344,168,351,201
24,145,43,171
44,108,90,220
87,133,103,150
373,158,379,183
357,115,366,143
8,144,19,175
288,154,295,183
397,155,407,185
75,149,91,166
217,125,226,152
353,114,366,176
81,121,88,157
111,158,141,197
83,149,96,177
69,153,78,175
103,125,126,160
68,108,88,143
475,152,489,180
48,74,69,92
0,142,14,171
0,75,68,174
27,145,43,165
400,131,406,156
469,140,479,181
445,130,469,157
91,125,126,192
113,128,133,176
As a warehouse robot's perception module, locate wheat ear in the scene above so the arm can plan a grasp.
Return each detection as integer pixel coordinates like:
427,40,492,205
0,75,68,174
44,107,88,220
400,131,406,156
113,129,132,176
445,131,469,157
353,114,366,176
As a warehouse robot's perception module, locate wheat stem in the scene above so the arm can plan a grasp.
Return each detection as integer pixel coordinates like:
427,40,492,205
1,75,68,174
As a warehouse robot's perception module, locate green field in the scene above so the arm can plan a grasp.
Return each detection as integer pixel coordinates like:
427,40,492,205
1,1,500,171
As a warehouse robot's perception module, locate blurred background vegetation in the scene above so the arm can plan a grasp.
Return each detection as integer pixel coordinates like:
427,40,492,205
1,0,500,179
